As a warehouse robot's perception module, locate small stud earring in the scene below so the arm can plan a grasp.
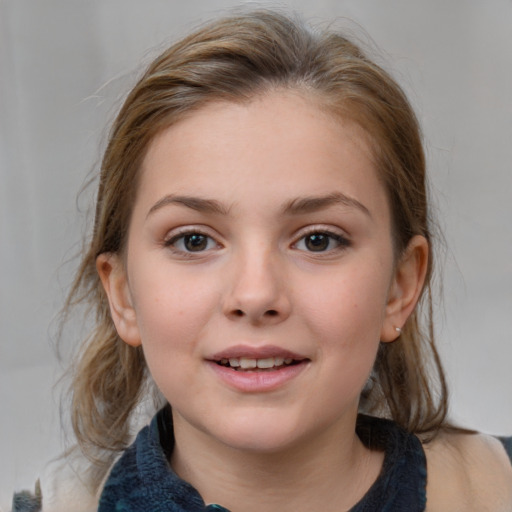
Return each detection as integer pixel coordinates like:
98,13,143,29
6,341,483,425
395,326,402,334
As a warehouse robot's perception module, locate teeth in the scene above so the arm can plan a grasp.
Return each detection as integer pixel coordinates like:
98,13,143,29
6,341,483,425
256,358,275,369
240,357,257,369
220,357,297,369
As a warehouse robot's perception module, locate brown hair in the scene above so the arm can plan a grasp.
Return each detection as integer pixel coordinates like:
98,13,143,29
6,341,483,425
66,9,448,487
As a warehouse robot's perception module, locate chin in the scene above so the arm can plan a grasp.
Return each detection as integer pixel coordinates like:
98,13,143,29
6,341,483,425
201,411,310,455
219,428,301,454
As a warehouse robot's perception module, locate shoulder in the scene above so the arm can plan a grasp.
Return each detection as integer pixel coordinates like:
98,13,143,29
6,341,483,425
423,430,512,512
11,450,104,512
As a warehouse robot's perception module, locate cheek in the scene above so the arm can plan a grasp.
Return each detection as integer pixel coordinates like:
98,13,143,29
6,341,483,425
297,261,390,384
302,267,388,335
129,264,221,358
130,271,222,402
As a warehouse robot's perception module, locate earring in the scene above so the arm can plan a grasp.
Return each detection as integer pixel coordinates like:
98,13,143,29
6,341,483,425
395,326,402,334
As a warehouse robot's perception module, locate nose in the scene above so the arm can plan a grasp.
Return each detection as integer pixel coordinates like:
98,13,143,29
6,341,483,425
222,246,291,325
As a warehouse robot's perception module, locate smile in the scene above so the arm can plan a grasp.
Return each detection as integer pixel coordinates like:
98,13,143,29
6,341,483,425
217,357,300,371
208,345,310,392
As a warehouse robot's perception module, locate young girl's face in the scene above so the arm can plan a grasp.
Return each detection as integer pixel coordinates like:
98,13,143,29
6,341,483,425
100,91,422,454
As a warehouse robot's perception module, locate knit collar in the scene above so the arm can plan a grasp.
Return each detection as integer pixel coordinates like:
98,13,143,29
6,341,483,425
351,415,427,511
98,405,226,511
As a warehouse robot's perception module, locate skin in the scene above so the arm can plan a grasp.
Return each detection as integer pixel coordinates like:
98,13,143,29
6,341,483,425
98,91,431,511
423,432,512,511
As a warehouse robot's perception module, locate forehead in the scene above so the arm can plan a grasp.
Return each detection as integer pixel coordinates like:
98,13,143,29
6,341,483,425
136,91,388,218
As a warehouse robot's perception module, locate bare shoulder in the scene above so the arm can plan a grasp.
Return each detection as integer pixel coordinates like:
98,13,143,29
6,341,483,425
423,430,512,512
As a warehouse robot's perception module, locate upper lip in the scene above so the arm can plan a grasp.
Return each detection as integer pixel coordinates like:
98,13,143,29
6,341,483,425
209,345,308,361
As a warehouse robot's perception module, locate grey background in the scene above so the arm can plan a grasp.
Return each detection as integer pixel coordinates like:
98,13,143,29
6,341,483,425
1,0,511,504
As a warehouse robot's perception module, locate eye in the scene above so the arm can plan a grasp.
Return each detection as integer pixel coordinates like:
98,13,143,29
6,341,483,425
294,231,349,253
165,231,218,253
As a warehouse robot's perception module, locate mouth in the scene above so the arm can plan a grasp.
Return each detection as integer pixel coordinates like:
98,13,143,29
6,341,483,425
207,345,309,391
216,356,303,371
209,345,309,373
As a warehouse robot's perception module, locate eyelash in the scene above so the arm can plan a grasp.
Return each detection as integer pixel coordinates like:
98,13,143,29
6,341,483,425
164,229,219,256
163,227,351,257
293,228,351,254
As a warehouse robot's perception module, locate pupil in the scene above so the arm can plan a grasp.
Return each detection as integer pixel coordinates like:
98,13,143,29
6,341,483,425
306,234,329,251
185,234,207,251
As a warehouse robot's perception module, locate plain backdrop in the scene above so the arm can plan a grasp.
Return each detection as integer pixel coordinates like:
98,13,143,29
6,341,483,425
1,0,511,505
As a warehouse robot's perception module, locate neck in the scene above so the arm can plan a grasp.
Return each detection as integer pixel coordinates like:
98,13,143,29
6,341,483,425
170,413,384,512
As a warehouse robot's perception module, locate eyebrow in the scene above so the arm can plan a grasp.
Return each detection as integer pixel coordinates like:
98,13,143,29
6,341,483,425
282,192,371,218
146,191,371,219
147,194,230,218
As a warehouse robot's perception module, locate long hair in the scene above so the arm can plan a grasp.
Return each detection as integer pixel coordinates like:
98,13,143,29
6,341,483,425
65,9,448,489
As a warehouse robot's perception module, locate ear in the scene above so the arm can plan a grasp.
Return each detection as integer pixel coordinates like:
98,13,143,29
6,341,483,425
96,253,142,347
380,235,429,343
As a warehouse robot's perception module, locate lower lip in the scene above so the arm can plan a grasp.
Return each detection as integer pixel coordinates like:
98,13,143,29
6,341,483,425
207,361,309,392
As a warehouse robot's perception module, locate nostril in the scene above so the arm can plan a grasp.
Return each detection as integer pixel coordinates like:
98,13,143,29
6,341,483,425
265,310,278,317
234,309,244,317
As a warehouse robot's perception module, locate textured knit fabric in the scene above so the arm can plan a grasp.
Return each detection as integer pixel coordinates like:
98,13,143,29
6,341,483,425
98,405,427,512
97,405,227,512
350,415,427,511
11,480,42,512
499,436,512,465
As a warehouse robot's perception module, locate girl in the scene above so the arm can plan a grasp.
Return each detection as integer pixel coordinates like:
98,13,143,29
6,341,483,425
13,9,512,512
